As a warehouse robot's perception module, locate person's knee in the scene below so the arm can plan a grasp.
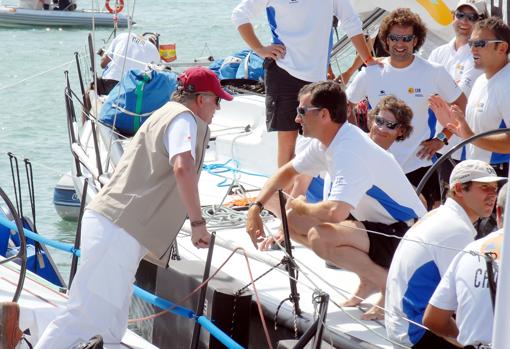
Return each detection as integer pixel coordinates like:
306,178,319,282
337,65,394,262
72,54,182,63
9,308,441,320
308,226,329,258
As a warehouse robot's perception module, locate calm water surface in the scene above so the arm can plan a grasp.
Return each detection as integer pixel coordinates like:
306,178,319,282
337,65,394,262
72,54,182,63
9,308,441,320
0,0,270,278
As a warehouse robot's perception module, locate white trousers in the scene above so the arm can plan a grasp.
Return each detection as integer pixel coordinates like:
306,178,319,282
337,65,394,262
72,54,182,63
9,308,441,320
34,210,147,349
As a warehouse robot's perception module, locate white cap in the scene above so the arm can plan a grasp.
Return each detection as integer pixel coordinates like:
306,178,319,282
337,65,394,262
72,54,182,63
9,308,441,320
455,0,488,17
449,160,506,187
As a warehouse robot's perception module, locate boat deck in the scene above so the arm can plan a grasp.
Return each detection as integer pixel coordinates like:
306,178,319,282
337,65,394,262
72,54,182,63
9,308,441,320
0,256,157,349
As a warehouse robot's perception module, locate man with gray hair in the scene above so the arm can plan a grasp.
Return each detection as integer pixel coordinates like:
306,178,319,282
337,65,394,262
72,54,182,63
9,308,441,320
424,181,508,348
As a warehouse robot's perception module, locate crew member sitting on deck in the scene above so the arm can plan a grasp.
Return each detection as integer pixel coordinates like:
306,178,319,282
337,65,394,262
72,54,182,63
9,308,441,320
33,66,233,349
246,81,426,320
385,160,505,349
423,182,508,348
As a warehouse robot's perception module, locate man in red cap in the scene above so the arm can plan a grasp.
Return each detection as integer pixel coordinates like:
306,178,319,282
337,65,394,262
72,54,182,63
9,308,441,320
34,66,233,349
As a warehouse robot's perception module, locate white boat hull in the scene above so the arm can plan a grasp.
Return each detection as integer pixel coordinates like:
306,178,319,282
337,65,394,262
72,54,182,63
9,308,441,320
0,6,131,28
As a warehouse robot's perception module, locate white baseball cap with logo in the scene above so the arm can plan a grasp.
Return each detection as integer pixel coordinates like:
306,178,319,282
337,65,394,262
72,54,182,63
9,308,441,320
455,0,488,17
449,160,506,187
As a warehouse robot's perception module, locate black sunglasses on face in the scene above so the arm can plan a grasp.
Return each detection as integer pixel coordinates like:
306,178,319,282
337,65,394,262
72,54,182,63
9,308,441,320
454,11,479,22
468,39,504,48
374,115,399,130
296,105,321,116
388,33,416,43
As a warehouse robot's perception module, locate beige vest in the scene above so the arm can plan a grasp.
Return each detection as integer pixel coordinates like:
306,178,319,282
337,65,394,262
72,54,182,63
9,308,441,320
88,101,210,267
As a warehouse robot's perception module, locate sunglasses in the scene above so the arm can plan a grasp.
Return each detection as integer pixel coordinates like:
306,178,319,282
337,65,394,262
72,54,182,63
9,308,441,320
374,115,399,130
468,39,505,48
454,11,479,22
296,105,321,117
388,33,416,43
197,93,221,106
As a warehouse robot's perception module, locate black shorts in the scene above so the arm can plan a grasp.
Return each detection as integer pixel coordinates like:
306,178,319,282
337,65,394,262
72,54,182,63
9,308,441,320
406,165,440,210
412,329,459,349
264,58,310,132
362,220,410,269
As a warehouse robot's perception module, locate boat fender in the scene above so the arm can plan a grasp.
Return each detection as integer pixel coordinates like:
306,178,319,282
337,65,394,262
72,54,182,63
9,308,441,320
105,0,124,14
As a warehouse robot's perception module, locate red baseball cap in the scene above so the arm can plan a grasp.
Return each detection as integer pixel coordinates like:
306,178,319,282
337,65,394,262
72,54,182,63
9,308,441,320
178,66,233,101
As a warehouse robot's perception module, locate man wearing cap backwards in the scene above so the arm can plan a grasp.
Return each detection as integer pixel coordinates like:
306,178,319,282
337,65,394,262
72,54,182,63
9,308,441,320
385,159,505,348
428,0,486,198
423,182,507,348
34,66,233,348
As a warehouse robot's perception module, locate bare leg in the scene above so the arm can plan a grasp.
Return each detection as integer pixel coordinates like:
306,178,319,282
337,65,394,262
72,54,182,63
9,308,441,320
307,221,388,319
361,293,385,321
277,131,298,167
342,276,379,307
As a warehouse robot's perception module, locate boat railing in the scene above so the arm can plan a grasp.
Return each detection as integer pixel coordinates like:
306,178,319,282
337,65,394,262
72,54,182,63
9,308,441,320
416,128,510,195
0,206,247,349
0,186,27,302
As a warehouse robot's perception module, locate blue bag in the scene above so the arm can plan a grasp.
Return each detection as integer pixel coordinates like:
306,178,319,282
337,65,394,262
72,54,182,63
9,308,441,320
100,69,178,136
209,50,264,82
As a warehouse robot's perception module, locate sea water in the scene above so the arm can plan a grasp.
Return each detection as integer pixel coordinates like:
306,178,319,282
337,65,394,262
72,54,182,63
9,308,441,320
0,0,273,278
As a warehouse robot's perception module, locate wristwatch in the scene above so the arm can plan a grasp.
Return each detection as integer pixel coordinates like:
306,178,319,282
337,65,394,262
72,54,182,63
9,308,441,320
250,201,264,211
436,132,449,145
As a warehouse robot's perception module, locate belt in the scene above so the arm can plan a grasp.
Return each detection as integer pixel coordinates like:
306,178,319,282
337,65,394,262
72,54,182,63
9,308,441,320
464,344,491,349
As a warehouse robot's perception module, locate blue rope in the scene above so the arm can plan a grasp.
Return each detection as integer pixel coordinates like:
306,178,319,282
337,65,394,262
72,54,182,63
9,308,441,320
133,286,244,348
0,215,244,348
202,159,268,187
0,215,80,256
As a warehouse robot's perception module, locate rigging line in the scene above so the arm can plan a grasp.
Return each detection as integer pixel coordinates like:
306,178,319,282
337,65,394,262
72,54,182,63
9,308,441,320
0,59,76,93
187,200,431,347
198,230,412,349
105,5,137,172
277,190,486,259
256,231,415,349
128,246,275,349
180,223,412,349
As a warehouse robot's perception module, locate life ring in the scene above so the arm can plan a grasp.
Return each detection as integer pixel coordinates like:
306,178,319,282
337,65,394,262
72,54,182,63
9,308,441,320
105,0,124,14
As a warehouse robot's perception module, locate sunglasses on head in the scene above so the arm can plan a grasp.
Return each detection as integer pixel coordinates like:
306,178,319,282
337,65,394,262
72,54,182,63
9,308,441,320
296,105,321,116
467,39,504,48
197,93,221,106
374,115,399,130
388,33,416,43
454,10,479,22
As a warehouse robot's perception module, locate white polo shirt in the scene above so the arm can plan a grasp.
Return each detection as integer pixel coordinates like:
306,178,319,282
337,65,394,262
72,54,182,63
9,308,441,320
465,62,510,164
428,38,482,160
429,229,503,346
231,0,362,82
385,198,476,347
103,33,161,82
292,123,426,224
346,56,462,173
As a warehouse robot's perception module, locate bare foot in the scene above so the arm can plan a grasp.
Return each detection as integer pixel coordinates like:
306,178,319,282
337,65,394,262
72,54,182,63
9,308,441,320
361,295,385,321
342,277,378,307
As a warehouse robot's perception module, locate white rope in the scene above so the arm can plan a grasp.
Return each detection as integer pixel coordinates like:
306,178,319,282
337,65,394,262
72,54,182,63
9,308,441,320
0,59,76,92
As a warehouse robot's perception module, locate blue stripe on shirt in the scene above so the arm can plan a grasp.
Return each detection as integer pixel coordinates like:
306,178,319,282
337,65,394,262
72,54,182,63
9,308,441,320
427,108,437,140
266,7,283,45
366,185,419,221
490,119,510,164
402,261,441,344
